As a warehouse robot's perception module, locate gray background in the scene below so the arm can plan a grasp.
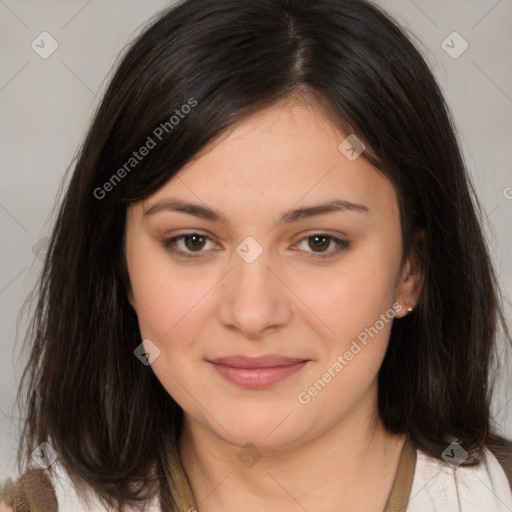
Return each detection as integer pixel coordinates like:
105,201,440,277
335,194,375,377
1,0,511,480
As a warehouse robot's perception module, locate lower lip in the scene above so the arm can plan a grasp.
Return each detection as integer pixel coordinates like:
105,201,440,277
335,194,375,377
209,361,308,388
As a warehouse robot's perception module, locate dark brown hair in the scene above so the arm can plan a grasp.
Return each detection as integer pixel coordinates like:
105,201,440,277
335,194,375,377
13,0,511,510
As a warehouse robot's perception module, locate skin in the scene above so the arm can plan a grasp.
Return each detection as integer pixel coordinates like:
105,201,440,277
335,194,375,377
125,94,423,512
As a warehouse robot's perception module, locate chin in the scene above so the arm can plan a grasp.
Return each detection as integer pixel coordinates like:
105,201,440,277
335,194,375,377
209,406,311,450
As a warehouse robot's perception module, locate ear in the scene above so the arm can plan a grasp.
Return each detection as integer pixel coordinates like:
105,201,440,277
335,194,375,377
394,230,424,319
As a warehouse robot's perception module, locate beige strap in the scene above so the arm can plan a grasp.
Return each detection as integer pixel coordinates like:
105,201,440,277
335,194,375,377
383,436,416,512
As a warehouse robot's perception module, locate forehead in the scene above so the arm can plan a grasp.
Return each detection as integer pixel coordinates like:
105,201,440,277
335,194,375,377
135,96,399,224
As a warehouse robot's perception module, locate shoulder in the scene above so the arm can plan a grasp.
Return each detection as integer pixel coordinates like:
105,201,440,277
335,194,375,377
50,463,162,512
49,462,107,512
1,463,161,512
408,445,512,511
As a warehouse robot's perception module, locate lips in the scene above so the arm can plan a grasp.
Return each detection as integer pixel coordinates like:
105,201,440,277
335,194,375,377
208,354,309,388
209,354,308,368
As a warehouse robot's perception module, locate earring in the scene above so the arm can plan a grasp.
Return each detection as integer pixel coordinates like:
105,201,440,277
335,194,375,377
405,302,414,312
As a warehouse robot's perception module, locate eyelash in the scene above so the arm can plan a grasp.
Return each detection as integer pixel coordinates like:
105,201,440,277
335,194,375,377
162,232,349,260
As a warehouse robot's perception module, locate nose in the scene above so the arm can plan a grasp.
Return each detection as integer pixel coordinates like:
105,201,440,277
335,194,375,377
216,250,293,339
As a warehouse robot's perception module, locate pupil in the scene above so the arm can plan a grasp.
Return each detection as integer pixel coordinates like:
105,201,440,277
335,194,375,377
311,236,328,251
186,235,205,251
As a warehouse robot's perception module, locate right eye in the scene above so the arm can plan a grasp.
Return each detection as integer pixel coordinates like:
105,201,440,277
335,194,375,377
162,232,218,259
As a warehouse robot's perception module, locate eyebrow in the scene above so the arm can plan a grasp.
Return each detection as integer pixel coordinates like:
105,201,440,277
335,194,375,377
144,198,369,226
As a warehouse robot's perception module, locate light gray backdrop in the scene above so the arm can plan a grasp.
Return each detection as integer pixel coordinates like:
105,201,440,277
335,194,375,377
1,0,511,481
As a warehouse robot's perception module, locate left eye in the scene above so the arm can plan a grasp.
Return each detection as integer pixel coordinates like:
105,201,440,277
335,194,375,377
295,234,349,258
162,233,349,259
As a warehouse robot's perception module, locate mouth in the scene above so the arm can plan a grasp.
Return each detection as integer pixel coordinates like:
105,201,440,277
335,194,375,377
207,355,310,388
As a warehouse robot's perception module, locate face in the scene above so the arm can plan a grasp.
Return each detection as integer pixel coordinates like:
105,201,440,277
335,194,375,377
125,95,421,450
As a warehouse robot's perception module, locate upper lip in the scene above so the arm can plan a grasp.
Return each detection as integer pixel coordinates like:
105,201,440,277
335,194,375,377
208,355,309,368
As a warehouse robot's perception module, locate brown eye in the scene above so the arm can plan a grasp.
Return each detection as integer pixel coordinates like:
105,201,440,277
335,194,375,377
296,234,349,258
163,233,216,259
308,235,331,252
183,234,207,251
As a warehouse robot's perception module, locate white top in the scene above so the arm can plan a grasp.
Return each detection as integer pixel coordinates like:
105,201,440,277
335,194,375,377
407,448,512,511
47,447,512,511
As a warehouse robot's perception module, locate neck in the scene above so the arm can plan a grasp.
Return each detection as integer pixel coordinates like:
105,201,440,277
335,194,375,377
178,397,406,512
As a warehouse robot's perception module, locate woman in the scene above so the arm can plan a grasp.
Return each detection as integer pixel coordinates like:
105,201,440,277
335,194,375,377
1,0,511,510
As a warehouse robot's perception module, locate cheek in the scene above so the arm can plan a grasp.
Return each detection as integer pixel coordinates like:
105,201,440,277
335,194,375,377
132,266,215,349
306,244,401,341
126,234,213,350
129,261,218,408
293,253,400,410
